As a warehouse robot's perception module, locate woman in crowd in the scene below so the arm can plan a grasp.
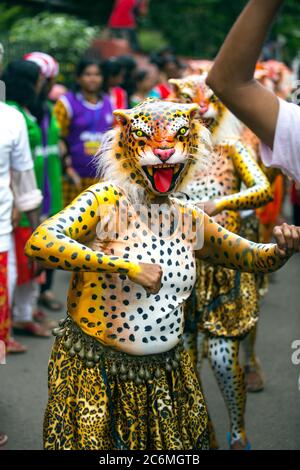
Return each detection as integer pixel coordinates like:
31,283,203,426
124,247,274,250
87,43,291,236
54,59,114,207
129,69,159,107
23,52,63,313
3,59,52,338
101,57,128,110
151,52,184,99
118,55,138,101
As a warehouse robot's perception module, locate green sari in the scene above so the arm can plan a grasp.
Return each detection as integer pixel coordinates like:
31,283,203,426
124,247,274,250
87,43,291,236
7,101,63,226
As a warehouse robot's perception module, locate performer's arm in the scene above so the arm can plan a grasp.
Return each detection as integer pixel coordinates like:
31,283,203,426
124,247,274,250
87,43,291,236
212,141,273,214
25,187,141,277
11,169,43,229
25,184,162,294
196,212,299,273
207,0,283,148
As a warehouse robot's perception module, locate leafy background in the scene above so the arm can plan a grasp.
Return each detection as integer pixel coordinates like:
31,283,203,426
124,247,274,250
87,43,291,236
0,0,299,83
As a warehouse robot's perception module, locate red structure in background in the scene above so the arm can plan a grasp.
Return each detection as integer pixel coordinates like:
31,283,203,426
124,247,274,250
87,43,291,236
92,38,131,60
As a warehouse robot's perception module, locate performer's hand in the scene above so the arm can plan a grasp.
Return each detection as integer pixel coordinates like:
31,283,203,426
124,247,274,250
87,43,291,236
273,223,300,258
198,200,219,217
12,206,21,230
128,263,162,294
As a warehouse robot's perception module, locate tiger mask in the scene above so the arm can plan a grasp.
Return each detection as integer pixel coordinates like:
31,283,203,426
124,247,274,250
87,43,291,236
169,75,242,145
98,99,212,201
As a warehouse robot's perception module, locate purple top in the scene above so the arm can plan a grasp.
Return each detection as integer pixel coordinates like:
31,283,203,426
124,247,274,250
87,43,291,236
61,92,114,178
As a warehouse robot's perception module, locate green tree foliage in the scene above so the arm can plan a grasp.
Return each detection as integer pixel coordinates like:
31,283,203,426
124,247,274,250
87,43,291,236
74,0,114,24
9,12,99,56
0,2,35,31
1,0,299,66
2,12,100,83
148,0,300,61
274,1,300,60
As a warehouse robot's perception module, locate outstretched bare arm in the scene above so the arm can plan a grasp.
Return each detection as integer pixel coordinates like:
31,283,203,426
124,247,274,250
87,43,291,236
207,0,283,148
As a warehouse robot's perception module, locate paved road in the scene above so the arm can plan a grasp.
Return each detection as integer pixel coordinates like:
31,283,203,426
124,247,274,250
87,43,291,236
1,256,300,450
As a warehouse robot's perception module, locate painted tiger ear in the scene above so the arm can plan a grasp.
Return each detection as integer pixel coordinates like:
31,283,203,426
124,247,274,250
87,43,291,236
168,79,181,94
185,103,200,119
113,109,132,126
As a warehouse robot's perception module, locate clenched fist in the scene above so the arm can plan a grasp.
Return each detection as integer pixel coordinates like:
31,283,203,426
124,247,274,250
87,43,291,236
273,223,300,258
199,199,220,217
128,263,163,294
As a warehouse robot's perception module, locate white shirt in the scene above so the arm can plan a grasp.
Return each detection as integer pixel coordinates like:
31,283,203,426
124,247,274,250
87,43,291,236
0,103,33,252
261,98,300,183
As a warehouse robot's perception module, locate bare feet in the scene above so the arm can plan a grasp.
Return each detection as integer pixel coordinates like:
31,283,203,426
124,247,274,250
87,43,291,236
0,433,8,447
228,432,251,450
33,310,58,329
230,438,251,450
6,338,27,354
13,321,51,338
245,359,265,393
39,290,63,312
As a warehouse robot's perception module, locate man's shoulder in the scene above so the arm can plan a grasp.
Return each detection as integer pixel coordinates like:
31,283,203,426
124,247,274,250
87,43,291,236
0,102,25,125
276,98,300,147
278,98,300,123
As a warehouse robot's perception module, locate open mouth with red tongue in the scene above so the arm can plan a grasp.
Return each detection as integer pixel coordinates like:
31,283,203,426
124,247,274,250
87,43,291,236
142,163,184,193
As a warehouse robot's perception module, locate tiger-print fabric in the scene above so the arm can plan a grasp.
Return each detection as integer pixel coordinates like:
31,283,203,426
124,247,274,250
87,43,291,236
239,212,269,296
191,263,259,337
44,337,209,450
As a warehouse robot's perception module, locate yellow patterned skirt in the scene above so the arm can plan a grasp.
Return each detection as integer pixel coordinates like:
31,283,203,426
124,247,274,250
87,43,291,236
43,337,209,450
192,261,259,338
239,212,269,296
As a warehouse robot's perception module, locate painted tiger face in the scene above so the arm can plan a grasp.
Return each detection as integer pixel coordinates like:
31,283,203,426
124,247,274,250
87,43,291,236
169,74,226,132
113,99,207,195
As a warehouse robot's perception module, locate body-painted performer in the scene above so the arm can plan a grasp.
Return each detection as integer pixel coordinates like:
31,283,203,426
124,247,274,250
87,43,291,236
169,74,273,449
240,125,282,392
25,99,299,450
206,0,300,398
